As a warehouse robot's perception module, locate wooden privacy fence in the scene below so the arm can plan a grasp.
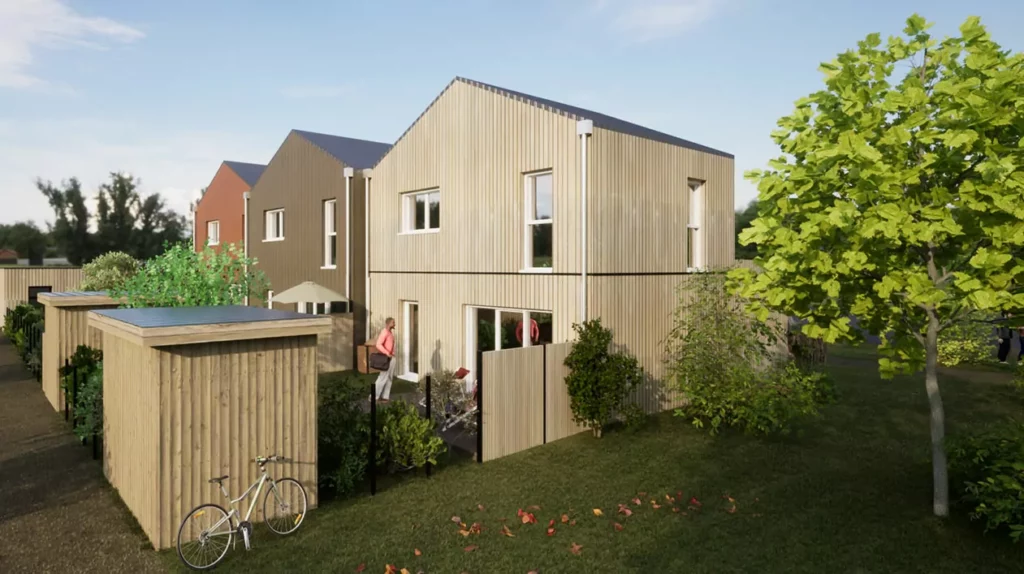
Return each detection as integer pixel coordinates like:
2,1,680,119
479,342,586,462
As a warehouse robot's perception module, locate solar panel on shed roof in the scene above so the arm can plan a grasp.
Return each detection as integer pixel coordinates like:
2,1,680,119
92,305,310,329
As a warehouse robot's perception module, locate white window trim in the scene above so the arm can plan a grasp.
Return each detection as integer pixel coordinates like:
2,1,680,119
522,171,553,272
323,199,337,269
687,179,705,272
399,301,420,382
465,306,554,386
207,220,220,246
400,189,440,233
264,208,285,242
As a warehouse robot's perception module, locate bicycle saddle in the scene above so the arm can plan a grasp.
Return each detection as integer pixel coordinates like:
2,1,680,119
208,475,229,484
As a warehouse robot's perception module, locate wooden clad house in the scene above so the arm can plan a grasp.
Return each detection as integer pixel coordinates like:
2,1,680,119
193,161,266,252
247,129,392,360
366,77,734,408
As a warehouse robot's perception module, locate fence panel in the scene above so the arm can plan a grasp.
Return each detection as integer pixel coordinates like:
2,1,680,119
481,346,545,462
317,313,355,372
543,342,589,443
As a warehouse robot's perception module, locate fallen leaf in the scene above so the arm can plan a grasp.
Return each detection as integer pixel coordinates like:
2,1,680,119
501,524,515,537
401,569,411,574
451,515,462,523
464,545,478,553
570,542,583,555
677,491,684,502
666,494,674,503
592,508,603,516
478,504,486,511
548,519,556,528
651,502,662,510
689,496,702,507
727,506,737,514
672,507,680,513
414,548,422,556
631,497,642,506
725,495,736,504
470,522,483,534
459,529,472,537
617,504,632,517
521,512,537,525
527,505,541,511
561,514,569,523
355,564,366,573
385,566,397,574
614,522,624,531
570,519,577,526
546,527,556,536
517,508,524,517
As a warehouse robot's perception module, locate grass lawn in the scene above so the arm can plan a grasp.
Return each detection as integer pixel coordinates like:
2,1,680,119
163,349,1024,573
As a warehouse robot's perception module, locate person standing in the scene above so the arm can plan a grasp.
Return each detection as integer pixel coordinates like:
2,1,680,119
373,317,396,402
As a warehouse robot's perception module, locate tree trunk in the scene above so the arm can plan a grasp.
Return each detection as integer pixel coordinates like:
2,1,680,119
925,313,949,517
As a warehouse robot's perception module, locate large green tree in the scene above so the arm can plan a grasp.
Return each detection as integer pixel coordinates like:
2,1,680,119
0,221,48,262
735,199,760,259
38,177,93,264
730,15,1024,517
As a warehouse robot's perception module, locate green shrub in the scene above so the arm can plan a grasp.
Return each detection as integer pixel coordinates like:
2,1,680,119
377,400,446,470
60,345,104,408
81,251,139,291
948,421,1024,542
665,272,833,435
939,312,997,367
318,374,370,497
563,319,645,438
72,362,104,440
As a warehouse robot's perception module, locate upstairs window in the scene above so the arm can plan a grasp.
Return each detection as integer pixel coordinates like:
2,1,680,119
207,220,220,246
264,209,284,241
402,189,440,232
524,171,553,270
323,199,337,268
687,179,705,271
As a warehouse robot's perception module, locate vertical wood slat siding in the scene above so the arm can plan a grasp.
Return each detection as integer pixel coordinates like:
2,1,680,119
481,346,545,461
41,302,118,411
0,267,84,316
588,127,735,273
317,313,355,372
543,342,587,442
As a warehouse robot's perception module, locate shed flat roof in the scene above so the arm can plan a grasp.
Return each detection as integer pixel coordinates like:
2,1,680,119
38,291,118,307
88,305,332,347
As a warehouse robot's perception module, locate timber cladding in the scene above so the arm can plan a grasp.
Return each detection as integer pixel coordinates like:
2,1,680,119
38,291,119,412
88,306,329,550
0,266,83,316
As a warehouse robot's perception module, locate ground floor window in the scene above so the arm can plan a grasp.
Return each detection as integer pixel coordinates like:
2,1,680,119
465,306,553,386
298,301,349,314
400,301,420,381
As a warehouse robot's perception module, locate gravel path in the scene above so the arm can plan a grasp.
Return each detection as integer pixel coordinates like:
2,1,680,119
0,337,165,574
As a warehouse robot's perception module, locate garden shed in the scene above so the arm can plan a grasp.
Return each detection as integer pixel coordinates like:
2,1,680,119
38,291,119,412
0,265,83,316
87,305,332,550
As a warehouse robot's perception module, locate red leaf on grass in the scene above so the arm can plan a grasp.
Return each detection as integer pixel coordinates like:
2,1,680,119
385,565,397,574
570,542,583,555
546,527,556,536
689,496,702,507
470,522,483,534
451,515,462,523
464,545,478,553
521,512,537,525
478,504,486,511
614,522,624,531
569,519,577,526
651,501,661,510
355,564,366,573
548,519,556,528
517,508,524,517
727,505,737,514
617,504,632,517
631,497,642,506
414,548,422,556
561,514,570,523
501,524,515,537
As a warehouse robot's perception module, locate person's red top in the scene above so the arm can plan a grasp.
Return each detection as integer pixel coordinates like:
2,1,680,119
376,327,394,356
516,319,540,344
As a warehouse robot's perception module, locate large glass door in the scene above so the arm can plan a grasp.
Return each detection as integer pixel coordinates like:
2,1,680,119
404,301,419,379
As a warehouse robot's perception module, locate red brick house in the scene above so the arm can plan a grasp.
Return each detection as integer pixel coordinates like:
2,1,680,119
193,161,266,252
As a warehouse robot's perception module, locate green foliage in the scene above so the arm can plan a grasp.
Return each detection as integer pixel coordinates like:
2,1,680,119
4,303,42,337
318,374,370,497
734,199,760,260
938,312,997,366
73,362,104,439
80,251,139,291
5,304,43,360
110,242,269,308
377,400,446,470
948,421,1024,542
1014,366,1024,397
666,273,833,435
564,318,645,437
0,221,48,262
60,345,104,407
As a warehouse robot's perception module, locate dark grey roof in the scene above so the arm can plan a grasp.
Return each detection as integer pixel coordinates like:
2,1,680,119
458,77,733,159
292,130,392,169
93,305,311,329
223,161,266,187
46,291,109,298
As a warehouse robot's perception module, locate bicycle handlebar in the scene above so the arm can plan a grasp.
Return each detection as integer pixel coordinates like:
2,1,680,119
254,455,288,464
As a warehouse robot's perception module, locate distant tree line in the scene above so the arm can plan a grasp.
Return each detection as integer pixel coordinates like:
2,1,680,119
735,199,759,260
20,172,189,265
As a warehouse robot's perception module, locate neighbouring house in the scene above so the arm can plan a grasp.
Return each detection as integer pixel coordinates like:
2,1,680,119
0,266,84,316
193,160,266,252
366,77,734,409
0,249,17,265
247,129,392,369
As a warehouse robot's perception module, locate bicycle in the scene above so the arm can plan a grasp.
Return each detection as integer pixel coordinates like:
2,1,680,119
176,455,308,570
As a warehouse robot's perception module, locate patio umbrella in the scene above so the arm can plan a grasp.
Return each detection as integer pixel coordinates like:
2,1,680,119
272,281,347,304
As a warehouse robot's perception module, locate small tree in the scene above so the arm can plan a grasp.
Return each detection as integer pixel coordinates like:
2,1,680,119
563,318,644,437
110,241,269,308
80,251,139,291
730,15,1024,516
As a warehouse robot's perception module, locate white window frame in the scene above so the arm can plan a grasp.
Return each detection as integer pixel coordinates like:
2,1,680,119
323,199,337,269
523,171,553,273
266,290,274,309
299,302,328,315
206,220,220,246
400,301,420,382
400,189,440,234
687,179,705,271
464,306,554,388
264,208,284,242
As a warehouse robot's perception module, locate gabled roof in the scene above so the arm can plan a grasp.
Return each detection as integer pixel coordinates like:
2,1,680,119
292,130,392,169
223,161,266,187
379,76,733,168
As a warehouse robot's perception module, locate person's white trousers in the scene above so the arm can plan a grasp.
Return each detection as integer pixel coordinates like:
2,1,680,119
374,357,395,400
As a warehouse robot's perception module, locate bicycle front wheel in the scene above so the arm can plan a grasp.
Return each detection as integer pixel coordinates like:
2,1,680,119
177,503,234,570
264,477,308,535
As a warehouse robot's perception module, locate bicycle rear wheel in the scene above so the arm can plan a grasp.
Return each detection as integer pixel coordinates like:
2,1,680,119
177,503,234,570
264,477,307,535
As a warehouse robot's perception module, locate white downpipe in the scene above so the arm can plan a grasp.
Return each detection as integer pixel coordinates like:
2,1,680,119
344,167,354,301
577,120,593,323
364,169,372,341
243,191,250,306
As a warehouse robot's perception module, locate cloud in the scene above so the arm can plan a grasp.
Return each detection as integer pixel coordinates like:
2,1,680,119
589,0,724,43
0,117,278,228
280,85,353,99
0,0,143,89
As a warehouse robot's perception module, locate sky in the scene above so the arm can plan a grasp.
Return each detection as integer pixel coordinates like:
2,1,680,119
1,0,1023,228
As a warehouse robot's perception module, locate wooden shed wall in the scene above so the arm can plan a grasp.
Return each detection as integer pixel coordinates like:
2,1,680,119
0,267,83,316
42,303,117,412
154,335,319,549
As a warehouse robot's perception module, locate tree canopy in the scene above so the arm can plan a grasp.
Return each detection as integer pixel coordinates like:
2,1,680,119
734,199,760,260
730,15,1024,517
